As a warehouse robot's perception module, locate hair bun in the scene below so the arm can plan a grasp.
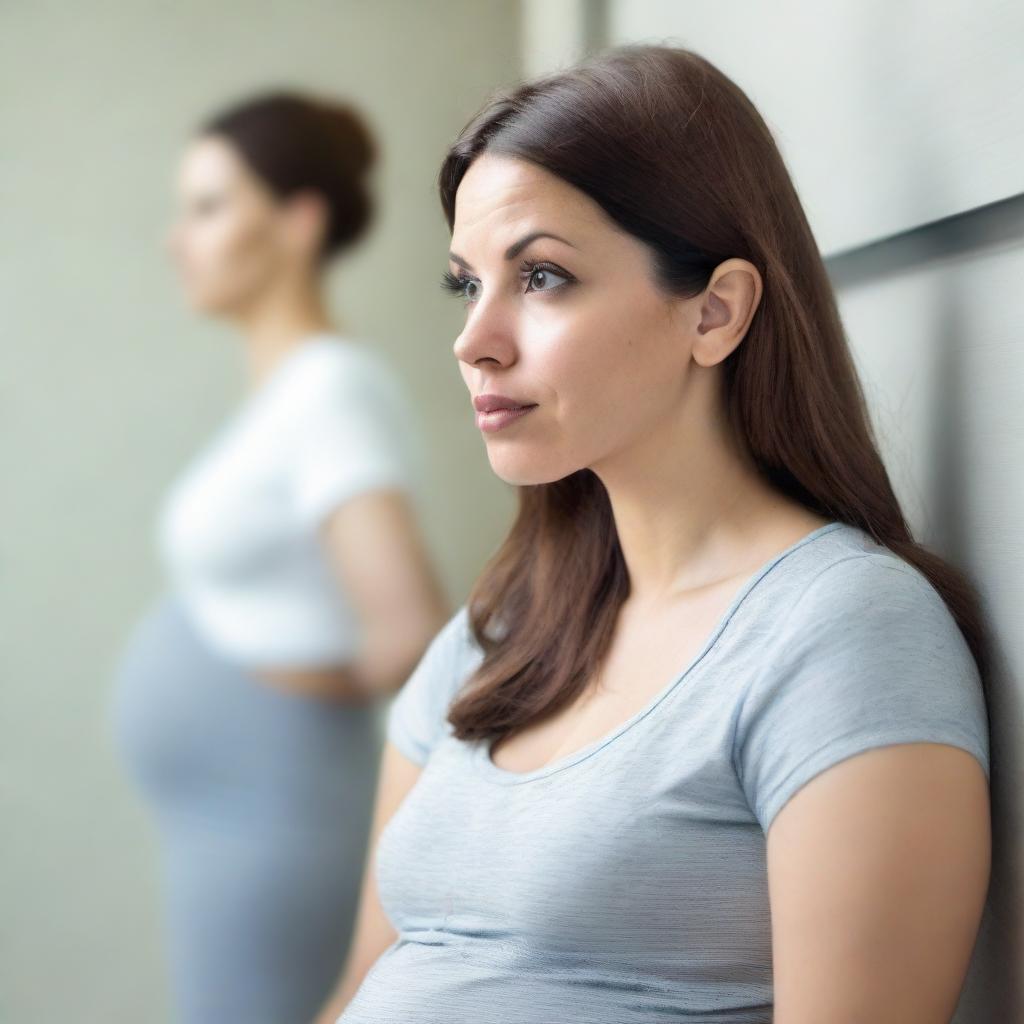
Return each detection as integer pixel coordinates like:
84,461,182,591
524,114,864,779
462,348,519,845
319,101,377,180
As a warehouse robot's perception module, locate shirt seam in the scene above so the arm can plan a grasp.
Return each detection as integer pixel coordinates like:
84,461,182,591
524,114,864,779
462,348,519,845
729,550,878,784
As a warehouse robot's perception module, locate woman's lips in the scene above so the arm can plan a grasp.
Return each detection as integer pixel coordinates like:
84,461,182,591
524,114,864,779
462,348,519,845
475,404,538,433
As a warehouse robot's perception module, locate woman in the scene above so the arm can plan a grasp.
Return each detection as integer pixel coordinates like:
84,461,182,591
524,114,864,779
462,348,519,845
317,45,993,1024
109,91,449,1023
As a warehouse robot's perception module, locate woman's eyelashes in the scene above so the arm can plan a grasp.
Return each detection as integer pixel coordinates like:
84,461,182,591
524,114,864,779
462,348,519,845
439,269,477,301
439,259,576,304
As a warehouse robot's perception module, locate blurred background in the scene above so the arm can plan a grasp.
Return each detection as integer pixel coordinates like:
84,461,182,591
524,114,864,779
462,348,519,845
1,1,1021,1021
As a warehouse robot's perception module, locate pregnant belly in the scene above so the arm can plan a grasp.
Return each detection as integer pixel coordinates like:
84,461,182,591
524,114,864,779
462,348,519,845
109,591,381,825
339,939,773,1024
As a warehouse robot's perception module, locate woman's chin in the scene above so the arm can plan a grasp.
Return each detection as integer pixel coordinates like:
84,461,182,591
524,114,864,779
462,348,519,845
486,452,577,487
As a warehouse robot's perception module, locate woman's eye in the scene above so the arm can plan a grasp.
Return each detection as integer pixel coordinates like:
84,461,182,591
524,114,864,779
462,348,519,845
441,264,573,304
526,267,569,293
440,270,480,303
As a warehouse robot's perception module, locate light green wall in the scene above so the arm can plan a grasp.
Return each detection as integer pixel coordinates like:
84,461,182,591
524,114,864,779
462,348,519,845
0,3,521,1020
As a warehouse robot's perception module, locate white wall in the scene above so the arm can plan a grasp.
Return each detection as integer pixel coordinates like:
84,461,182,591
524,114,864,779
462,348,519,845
0,3,521,1021
608,0,1024,256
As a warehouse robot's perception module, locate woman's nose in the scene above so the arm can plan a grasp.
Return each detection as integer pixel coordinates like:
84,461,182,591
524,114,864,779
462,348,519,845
452,299,517,368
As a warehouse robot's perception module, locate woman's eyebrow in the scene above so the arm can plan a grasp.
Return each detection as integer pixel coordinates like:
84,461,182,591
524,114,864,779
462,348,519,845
448,230,577,273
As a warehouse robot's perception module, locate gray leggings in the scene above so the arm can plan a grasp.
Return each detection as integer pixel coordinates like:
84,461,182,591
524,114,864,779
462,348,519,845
109,591,381,1023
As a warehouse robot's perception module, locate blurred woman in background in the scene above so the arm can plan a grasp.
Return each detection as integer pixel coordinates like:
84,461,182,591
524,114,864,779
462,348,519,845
109,90,448,1024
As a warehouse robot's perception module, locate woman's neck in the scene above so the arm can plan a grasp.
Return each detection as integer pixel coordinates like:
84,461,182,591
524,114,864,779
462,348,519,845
592,373,802,605
234,283,339,391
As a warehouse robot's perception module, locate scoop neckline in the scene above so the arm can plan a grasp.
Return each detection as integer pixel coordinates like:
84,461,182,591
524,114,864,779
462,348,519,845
472,519,847,785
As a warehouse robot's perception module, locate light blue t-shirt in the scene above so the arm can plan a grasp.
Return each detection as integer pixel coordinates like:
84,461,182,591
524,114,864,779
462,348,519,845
338,521,990,1024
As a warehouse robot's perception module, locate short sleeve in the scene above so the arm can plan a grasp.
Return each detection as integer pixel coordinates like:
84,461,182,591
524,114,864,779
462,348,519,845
733,553,990,834
386,604,480,766
287,347,420,527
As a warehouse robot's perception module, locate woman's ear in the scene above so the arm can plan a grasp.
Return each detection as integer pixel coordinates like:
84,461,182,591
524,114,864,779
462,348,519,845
692,258,763,367
280,189,329,263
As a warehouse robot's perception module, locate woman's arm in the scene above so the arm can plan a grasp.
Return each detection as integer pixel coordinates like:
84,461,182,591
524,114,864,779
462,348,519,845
254,487,450,701
311,740,426,1024
766,740,991,1023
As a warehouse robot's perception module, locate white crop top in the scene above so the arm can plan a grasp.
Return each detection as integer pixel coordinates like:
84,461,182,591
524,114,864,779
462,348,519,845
157,333,427,668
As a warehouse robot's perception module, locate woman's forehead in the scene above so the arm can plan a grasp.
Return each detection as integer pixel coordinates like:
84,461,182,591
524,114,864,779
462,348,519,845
452,156,607,253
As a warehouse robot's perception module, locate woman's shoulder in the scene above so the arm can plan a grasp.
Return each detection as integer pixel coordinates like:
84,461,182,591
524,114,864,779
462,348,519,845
755,529,986,735
263,334,412,432
286,335,402,392
726,522,984,718
734,530,990,830
734,524,958,661
386,603,484,766
784,532,960,642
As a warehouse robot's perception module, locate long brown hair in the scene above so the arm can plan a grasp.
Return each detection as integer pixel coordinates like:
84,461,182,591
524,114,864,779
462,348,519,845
438,44,994,745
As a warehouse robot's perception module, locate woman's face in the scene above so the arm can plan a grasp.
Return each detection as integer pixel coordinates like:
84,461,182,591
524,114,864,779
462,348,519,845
166,135,286,315
448,153,701,486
